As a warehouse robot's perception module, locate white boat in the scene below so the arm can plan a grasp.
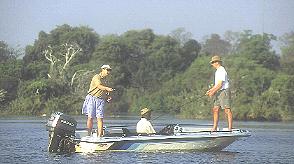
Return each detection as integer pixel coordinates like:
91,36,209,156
46,112,251,153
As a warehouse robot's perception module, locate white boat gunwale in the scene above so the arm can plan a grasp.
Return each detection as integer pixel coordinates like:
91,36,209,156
76,129,250,143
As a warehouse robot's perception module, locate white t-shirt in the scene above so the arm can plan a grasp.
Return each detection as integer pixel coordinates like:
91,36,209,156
215,66,229,90
136,118,156,134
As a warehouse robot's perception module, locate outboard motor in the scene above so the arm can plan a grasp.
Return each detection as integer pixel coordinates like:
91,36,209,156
46,112,77,153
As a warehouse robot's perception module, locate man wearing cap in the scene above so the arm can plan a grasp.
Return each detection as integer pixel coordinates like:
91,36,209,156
82,64,114,137
136,108,156,134
206,56,233,131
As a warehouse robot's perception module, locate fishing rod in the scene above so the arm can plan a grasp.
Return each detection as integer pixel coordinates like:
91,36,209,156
152,94,206,121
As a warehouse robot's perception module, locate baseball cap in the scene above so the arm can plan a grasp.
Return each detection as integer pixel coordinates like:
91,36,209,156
101,64,112,70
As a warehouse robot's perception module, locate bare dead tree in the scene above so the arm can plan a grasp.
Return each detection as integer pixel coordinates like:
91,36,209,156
44,46,59,79
71,70,87,87
43,43,82,82
62,43,82,70
43,43,82,89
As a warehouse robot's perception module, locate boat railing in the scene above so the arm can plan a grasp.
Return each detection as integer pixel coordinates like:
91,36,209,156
76,124,251,138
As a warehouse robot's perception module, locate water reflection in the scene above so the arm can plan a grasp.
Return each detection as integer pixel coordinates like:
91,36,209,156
0,117,293,163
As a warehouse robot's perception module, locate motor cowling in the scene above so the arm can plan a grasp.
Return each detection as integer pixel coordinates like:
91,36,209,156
46,112,77,153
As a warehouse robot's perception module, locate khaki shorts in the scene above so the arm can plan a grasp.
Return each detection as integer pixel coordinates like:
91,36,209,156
213,89,231,109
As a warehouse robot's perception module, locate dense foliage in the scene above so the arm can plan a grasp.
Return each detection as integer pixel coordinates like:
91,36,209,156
0,25,293,121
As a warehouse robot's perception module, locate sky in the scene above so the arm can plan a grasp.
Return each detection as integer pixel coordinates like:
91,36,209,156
1,0,294,51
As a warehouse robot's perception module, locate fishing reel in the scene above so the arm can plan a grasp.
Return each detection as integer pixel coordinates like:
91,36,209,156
106,88,115,103
106,95,112,103
173,124,183,133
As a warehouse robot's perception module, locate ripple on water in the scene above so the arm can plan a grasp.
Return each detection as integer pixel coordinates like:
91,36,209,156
0,119,293,164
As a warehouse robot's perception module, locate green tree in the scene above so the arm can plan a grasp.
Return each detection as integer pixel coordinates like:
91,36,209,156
123,29,155,58
260,74,294,121
57,25,99,63
225,55,276,120
23,24,99,80
92,34,130,87
0,41,14,62
146,35,181,86
0,42,23,107
280,31,294,75
0,89,7,104
223,30,241,54
23,31,50,64
91,29,200,113
0,41,23,62
179,39,201,71
128,56,212,117
201,34,231,56
169,27,193,46
237,31,279,70
21,61,48,80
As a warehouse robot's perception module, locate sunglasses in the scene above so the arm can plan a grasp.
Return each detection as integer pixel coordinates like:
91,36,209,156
210,61,218,64
103,68,111,72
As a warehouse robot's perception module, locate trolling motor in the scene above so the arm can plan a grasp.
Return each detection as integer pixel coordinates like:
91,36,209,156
46,112,77,153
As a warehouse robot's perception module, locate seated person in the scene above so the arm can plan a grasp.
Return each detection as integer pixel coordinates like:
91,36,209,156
136,108,156,134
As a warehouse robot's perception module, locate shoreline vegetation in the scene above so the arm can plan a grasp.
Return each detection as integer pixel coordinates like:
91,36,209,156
0,113,293,123
1,25,293,121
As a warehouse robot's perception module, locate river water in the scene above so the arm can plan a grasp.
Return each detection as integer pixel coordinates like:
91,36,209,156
0,115,293,164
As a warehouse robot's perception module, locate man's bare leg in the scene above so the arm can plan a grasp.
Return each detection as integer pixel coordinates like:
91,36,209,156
211,106,219,131
225,108,233,131
97,118,104,137
87,117,93,136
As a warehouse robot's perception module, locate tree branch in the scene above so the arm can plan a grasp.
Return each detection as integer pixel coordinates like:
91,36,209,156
62,43,82,70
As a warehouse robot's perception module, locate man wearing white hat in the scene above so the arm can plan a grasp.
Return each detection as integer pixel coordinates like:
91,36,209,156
136,108,156,134
206,56,233,132
82,64,114,137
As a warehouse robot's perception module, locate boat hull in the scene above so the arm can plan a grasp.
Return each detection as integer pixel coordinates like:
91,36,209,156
75,130,249,153
45,112,250,153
